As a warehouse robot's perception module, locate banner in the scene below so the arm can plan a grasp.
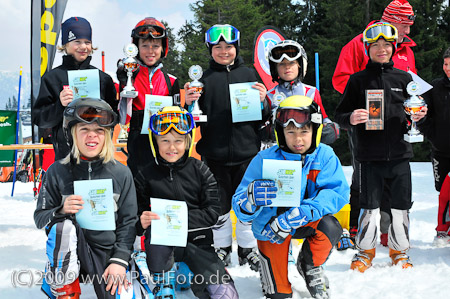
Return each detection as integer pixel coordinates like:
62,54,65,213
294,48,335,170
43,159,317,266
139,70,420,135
31,0,68,140
0,111,17,167
252,26,286,92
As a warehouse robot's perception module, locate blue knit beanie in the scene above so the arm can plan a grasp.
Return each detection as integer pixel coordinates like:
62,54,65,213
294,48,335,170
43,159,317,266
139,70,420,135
61,17,92,45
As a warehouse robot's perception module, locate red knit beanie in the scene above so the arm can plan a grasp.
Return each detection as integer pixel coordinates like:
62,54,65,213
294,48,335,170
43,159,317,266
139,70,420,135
382,0,415,25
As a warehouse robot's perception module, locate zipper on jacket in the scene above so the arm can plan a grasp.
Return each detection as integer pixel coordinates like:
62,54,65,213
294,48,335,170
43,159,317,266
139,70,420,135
88,162,92,180
380,65,391,161
226,65,231,72
227,70,234,162
169,168,174,181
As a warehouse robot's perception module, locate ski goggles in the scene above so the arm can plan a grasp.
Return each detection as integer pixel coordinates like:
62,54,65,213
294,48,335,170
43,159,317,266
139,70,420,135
205,25,240,45
276,107,321,128
269,44,305,63
363,23,397,44
72,106,118,127
149,110,195,136
132,25,165,39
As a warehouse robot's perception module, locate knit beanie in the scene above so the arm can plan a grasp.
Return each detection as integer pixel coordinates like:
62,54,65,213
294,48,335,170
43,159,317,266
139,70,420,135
61,17,92,45
382,0,415,25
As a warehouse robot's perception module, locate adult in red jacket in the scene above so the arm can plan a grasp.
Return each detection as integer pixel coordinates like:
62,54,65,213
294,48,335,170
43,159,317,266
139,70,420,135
332,0,417,248
117,17,180,176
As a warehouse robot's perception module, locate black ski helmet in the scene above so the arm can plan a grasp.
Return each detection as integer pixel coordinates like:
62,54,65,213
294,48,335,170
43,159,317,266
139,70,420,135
63,98,118,147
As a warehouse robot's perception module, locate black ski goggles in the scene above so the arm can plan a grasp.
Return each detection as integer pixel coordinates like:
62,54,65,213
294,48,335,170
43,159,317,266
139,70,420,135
132,25,165,39
276,107,321,128
72,106,118,127
269,44,304,63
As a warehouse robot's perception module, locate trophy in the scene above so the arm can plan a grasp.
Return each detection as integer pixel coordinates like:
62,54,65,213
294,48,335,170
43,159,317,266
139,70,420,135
188,65,207,122
120,44,139,98
403,81,426,143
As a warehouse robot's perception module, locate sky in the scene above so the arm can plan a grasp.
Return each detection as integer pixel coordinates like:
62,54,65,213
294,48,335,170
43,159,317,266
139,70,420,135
1,162,449,298
0,0,195,76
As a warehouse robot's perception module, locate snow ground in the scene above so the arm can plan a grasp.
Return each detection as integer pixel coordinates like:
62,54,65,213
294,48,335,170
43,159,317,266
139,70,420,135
0,162,449,298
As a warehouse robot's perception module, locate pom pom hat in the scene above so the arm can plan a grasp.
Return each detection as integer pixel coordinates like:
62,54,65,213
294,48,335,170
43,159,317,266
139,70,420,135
382,0,415,25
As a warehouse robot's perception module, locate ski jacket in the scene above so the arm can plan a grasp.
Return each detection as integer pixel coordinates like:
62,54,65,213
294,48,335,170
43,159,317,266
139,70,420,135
334,60,414,162
34,158,137,268
332,24,417,94
232,144,349,241
134,156,221,243
194,56,271,165
32,55,117,160
418,75,450,156
267,81,328,119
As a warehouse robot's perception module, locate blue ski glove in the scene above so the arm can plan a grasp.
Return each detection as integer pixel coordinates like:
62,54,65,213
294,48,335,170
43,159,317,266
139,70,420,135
280,207,311,229
238,179,277,214
261,220,289,244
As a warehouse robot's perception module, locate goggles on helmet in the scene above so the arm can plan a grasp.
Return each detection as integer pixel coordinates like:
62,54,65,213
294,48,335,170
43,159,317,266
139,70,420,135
150,110,195,136
269,44,305,63
276,107,322,128
69,106,117,127
205,25,240,45
363,23,397,44
132,25,166,39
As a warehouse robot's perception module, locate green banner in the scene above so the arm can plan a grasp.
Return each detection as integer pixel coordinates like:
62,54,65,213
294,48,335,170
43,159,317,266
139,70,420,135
0,110,17,167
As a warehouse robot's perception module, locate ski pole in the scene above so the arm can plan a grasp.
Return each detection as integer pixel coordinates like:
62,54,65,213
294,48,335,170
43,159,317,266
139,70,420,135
11,66,23,197
315,53,320,92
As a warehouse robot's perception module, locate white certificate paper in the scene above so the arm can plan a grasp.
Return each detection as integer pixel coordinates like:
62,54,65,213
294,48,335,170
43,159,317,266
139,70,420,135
141,95,173,134
150,197,188,247
262,159,302,207
67,69,100,99
74,179,115,230
229,82,262,123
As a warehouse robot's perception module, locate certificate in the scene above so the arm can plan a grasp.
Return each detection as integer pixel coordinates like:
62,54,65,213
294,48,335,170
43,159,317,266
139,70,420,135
262,159,302,207
141,95,173,134
365,89,384,131
68,69,100,99
150,198,188,247
229,82,262,123
74,179,115,230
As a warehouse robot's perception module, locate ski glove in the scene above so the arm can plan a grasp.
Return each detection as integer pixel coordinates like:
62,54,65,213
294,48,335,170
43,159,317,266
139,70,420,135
261,220,288,244
238,179,277,214
266,206,311,241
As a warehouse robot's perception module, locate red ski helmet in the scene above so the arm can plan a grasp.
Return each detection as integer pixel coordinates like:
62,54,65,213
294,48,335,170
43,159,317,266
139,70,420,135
131,17,169,58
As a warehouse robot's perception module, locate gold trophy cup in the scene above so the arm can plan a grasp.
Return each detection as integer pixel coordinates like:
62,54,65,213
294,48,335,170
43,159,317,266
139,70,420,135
120,44,139,99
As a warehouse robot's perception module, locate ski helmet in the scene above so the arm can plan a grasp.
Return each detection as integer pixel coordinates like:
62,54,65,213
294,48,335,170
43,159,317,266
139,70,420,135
63,98,118,147
131,17,169,58
363,22,398,56
268,40,308,82
148,106,196,160
205,24,240,55
274,95,323,154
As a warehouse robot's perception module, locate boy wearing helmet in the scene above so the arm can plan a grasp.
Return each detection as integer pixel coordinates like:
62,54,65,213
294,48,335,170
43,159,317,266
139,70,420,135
232,96,349,299
134,106,239,298
266,40,340,147
184,24,271,270
335,22,427,272
34,98,137,298
33,17,118,161
116,17,180,176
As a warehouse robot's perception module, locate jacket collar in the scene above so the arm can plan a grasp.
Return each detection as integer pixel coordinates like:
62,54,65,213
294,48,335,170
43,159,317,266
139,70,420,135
62,55,92,69
209,56,244,71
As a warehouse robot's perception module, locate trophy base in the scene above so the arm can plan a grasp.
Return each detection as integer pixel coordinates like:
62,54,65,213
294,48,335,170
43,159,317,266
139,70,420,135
192,114,207,122
120,90,138,98
404,133,423,143
117,138,128,144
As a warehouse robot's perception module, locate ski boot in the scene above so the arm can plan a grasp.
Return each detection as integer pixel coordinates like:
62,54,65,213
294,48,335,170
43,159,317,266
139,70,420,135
53,277,81,299
389,249,413,269
297,262,329,299
153,269,176,299
433,231,450,247
337,228,355,251
174,262,193,291
350,248,375,273
238,246,260,272
216,246,232,266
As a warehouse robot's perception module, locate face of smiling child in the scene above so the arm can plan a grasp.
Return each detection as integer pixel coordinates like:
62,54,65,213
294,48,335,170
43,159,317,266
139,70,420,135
75,122,105,160
155,130,186,163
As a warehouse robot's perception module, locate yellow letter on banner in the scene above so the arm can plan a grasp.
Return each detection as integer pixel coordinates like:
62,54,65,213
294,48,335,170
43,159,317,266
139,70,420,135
41,11,57,45
40,47,49,77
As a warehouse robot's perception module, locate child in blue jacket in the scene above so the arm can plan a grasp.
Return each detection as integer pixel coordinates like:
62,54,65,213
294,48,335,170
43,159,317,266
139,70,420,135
232,95,349,299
